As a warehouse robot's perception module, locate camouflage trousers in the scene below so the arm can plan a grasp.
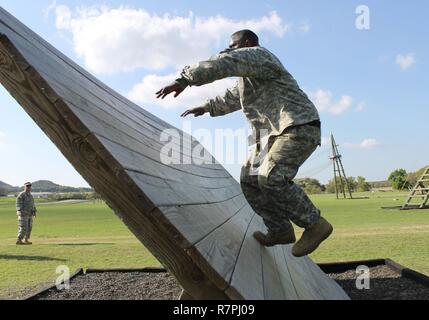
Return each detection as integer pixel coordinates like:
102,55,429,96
17,213,33,240
240,125,321,233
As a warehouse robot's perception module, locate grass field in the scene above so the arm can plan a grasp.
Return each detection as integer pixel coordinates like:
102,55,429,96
0,191,428,299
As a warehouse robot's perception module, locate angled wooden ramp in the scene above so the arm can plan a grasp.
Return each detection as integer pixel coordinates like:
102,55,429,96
0,8,349,300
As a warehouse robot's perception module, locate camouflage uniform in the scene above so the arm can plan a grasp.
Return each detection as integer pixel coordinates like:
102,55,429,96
178,46,322,233
16,191,37,240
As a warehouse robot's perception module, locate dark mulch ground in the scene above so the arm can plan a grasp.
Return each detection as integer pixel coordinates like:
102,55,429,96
329,265,429,300
32,265,429,300
34,271,182,300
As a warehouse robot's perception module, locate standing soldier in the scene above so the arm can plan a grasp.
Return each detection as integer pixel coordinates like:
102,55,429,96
156,30,333,257
16,182,37,245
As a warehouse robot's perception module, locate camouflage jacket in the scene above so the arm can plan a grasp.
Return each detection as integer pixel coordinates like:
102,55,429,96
16,191,37,215
178,47,320,143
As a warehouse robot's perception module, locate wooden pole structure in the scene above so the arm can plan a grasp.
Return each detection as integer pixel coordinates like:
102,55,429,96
330,134,353,199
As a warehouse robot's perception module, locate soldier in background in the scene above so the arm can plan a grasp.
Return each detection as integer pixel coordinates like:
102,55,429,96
156,30,333,257
16,182,37,245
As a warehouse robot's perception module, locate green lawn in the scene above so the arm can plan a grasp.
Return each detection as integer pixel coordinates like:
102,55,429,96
308,192,429,276
0,199,160,299
0,191,428,299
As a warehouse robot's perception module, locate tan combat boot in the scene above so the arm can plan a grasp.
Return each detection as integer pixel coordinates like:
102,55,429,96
253,227,296,247
292,217,333,257
24,239,33,245
16,239,25,245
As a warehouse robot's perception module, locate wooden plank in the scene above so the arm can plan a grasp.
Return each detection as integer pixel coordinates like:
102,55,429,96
273,245,299,300
261,246,287,300
303,256,350,300
0,36,229,300
56,94,222,170
159,194,248,248
126,168,236,191
226,215,264,300
97,134,232,179
281,246,323,300
189,206,254,291
37,69,216,165
127,169,242,207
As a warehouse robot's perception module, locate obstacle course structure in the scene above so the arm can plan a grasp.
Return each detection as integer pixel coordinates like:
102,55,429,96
402,167,429,210
330,134,353,199
0,8,348,300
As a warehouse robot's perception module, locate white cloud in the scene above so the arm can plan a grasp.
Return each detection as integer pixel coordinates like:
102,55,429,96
43,0,57,19
396,53,416,70
55,4,72,29
299,23,311,33
344,138,380,149
310,89,353,115
321,136,330,146
356,101,366,112
128,73,236,109
53,5,290,74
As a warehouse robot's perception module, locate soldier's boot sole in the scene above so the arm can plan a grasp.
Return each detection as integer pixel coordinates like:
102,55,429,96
16,240,25,245
292,217,333,257
253,229,296,247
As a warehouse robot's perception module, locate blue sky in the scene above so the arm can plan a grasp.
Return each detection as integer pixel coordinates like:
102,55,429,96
0,0,428,187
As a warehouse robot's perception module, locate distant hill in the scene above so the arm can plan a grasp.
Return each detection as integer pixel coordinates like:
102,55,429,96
30,180,92,193
0,181,13,190
0,180,92,193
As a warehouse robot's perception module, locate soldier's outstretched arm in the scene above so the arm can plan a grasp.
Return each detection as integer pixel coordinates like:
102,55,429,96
181,82,241,118
156,48,280,100
156,81,186,100
179,48,281,87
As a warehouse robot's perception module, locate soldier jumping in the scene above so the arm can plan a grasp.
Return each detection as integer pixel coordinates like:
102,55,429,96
156,29,333,257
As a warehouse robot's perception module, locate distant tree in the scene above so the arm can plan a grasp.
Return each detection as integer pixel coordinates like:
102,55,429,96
325,177,356,194
407,167,427,188
325,179,336,194
357,176,371,192
346,177,357,192
0,187,8,197
296,178,325,194
86,192,103,201
368,180,392,189
388,169,410,190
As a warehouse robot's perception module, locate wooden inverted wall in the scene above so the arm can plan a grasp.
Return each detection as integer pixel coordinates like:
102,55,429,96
0,7,349,300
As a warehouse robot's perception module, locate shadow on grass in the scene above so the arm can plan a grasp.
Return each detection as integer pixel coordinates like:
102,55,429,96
0,254,67,262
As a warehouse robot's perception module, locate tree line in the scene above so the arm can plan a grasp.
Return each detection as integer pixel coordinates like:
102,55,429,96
295,166,427,194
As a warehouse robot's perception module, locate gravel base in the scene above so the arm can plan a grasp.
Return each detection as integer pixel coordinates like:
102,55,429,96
31,266,429,300
34,271,182,300
329,265,429,300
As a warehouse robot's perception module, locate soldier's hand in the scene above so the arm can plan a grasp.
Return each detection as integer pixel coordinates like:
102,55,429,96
156,81,186,99
181,107,208,118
